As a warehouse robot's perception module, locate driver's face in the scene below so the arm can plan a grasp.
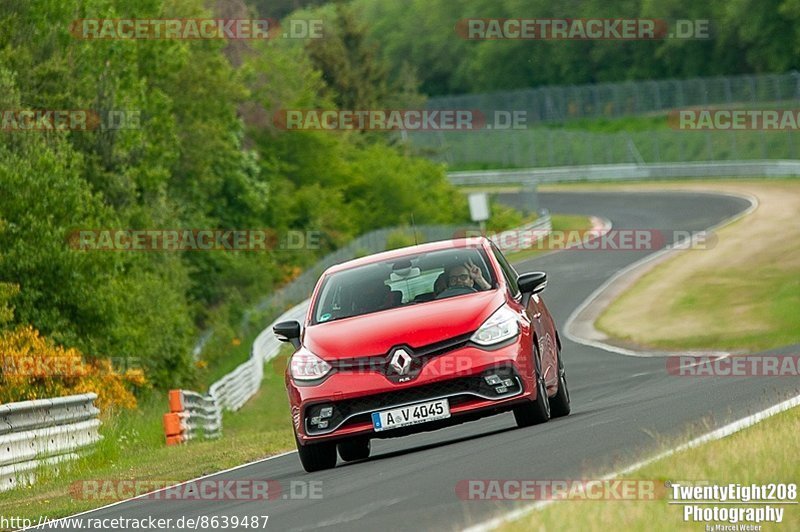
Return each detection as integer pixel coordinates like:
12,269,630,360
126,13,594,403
447,266,473,288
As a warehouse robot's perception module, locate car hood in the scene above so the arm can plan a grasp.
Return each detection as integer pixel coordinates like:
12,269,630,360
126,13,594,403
304,289,506,360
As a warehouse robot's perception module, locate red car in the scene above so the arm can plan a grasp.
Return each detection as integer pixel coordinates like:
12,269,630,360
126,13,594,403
274,237,570,472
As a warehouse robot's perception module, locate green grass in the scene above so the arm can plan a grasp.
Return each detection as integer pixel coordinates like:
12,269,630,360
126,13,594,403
599,268,800,352
592,180,800,352
0,348,296,521
503,405,800,531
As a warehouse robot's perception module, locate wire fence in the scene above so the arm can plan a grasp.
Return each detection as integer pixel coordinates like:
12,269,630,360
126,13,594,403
413,72,800,169
426,72,800,123
411,127,800,168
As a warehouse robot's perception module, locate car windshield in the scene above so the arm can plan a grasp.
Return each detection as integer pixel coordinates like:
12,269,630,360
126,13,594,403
311,247,496,324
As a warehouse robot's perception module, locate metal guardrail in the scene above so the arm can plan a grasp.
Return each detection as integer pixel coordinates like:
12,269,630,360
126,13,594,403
448,160,800,186
487,215,551,251
163,302,308,445
0,393,101,491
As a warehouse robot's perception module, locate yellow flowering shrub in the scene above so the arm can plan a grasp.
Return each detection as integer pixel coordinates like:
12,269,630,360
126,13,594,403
0,325,147,412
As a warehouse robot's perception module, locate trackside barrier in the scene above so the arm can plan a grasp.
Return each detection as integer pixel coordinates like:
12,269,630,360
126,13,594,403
0,393,101,491
162,302,308,445
447,160,800,186
486,215,552,251
162,390,222,445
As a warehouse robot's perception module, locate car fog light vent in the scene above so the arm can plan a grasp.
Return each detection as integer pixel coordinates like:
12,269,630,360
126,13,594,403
502,378,514,388
320,406,333,418
485,375,502,385
495,385,507,394
317,420,328,429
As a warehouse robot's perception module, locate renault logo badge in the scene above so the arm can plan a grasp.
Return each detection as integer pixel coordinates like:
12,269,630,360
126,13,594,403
389,348,412,375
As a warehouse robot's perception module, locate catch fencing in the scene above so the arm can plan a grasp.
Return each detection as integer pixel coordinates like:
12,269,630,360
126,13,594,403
426,72,800,123
414,72,800,168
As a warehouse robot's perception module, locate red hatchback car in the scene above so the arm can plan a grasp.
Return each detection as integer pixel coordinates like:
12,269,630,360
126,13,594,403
274,237,570,472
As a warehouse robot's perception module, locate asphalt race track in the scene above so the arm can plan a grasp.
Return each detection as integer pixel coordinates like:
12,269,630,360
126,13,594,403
43,191,800,531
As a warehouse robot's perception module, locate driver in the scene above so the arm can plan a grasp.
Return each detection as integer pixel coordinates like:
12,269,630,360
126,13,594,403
446,259,491,291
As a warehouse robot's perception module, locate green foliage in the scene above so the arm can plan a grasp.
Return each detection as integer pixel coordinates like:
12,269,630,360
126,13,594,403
0,0,467,390
355,0,800,96
485,201,525,232
385,229,418,250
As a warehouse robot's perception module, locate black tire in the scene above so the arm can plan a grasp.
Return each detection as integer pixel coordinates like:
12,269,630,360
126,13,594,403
513,346,551,428
549,349,571,418
337,438,371,462
295,434,337,472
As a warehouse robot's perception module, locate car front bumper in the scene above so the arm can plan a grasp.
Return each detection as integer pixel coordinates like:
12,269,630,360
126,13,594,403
287,336,536,445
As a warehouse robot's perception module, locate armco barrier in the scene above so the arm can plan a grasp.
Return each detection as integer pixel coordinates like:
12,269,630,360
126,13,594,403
163,390,222,445
0,393,101,491
448,160,800,186
162,302,308,445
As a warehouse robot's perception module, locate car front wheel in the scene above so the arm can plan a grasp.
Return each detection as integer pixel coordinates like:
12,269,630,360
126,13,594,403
338,438,371,462
513,346,551,427
295,434,337,472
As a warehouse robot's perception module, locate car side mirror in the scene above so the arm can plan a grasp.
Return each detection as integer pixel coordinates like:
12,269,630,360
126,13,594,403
519,271,547,294
273,320,301,349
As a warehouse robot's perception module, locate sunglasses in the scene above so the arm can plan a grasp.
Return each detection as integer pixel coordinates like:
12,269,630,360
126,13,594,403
449,274,470,283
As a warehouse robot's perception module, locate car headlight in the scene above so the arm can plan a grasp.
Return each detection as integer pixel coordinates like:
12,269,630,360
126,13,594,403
290,349,332,381
471,305,520,346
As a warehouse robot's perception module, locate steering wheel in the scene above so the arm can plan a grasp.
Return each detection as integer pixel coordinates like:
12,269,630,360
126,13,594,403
435,286,478,299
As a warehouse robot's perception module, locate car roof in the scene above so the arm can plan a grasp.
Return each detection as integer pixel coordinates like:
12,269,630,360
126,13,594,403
323,237,492,275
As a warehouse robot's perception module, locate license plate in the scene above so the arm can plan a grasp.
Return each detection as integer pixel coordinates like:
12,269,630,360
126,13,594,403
371,399,450,432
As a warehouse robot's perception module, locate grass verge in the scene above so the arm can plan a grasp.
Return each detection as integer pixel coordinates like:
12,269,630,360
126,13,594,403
503,404,799,531
593,180,800,352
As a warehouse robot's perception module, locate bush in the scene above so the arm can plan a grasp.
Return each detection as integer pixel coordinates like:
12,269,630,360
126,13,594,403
0,326,147,412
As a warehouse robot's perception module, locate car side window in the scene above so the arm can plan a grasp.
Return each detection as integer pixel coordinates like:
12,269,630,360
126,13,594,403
490,243,520,297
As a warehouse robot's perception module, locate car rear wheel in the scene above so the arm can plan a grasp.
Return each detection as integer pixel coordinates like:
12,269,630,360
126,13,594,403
549,350,571,417
513,347,551,427
338,438,371,462
295,434,337,472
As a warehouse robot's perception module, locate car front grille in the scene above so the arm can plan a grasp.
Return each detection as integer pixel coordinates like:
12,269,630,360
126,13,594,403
304,365,522,436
